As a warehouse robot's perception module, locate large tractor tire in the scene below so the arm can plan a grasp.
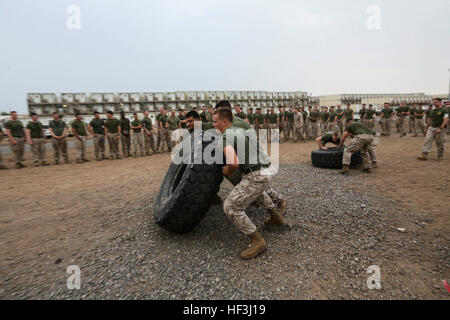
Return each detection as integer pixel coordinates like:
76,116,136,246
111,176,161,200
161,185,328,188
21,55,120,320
311,147,362,169
153,131,224,233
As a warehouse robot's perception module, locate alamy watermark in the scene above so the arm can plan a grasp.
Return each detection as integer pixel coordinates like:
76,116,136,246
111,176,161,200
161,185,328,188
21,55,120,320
366,5,381,30
67,265,81,290
366,265,382,290
66,5,81,30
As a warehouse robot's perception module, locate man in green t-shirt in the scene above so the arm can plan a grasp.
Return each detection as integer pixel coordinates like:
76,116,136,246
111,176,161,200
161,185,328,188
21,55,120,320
414,105,426,136
284,107,295,141
319,107,329,135
396,101,410,137
343,104,354,123
247,108,255,128
4,111,26,168
167,110,181,150
316,132,340,150
120,111,131,158
71,113,90,163
178,109,187,129
88,111,106,161
26,113,48,167
213,107,288,260
408,104,418,135
326,106,338,133
418,98,448,160
234,105,248,123
130,112,144,157
0,125,6,169
337,121,376,174
104,111,121,159
254,108,266,141
365,105,376,129
336,105,345,136
156,109,170,153
359,104,367,126
380,103,393,136
293,107,306,143
49,112,70,164
309,105,320,138
142,110,157,155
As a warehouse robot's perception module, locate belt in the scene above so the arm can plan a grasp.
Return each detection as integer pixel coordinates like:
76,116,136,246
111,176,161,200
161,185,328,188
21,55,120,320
242,164,270,174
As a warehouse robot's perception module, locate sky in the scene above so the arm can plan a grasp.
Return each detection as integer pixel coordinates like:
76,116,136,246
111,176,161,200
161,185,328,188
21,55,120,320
1,0,449,113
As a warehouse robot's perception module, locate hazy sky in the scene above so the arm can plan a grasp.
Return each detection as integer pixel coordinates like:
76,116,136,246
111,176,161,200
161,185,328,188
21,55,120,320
1,0,449,113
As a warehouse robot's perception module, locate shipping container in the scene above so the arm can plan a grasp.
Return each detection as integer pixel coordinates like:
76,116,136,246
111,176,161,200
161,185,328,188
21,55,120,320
27,93,42,104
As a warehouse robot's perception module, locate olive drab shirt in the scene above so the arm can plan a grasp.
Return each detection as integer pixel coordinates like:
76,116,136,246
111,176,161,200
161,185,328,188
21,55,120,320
344,109,354,120
167,116,180,130
233,116,251,130
5,120,24,138
381,108,393,119
309,111,320,122
321,112,329,122
408,107,417,118
26,121,44,139
71,119,87,136
328,111,337,122
286,112,295,123
255,114,265,127
157,114,168,128
415,109,425,119
247,113,255,125
179,115,187,129
235,112,247,120
346,122,376,136
89,118,105,134
429,108,449,128
131,119,142,133
199,111,208,123
104,118,120,134
120,117,131,133
336,109,344,119
358,109,366,119
266,113,277,124
49,120,67,137
321,133,340,146
142,117,153,132
396,106,409,115
365,109,376,120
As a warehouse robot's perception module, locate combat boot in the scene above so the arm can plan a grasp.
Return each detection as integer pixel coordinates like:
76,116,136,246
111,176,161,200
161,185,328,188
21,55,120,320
240,231,266,260
82,158,90,162
437,155,444,161
0,164,7,170
417,153,428,160
76,159,83,163
65,159,71,164
18,162,26,168
362,168,371,173
339,164,350,175
371,162,377,168
264,208,288,227
277,199,287,215
33,162,40,167
15,163,22,169
54,160,60,165
41,161,49,166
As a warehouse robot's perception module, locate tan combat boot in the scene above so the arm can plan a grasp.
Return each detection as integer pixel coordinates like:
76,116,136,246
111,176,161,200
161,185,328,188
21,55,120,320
278,199,287,215
362,168,371,173
264,208,288,227
417,153,428,160
240,231,266,260
339,164,350,175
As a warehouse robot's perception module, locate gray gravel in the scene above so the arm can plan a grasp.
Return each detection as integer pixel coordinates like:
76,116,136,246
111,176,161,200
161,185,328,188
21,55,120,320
1,164,448,299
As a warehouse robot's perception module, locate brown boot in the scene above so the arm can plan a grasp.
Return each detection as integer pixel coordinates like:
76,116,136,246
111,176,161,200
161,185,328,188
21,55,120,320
417,153,428,160
362,168,371,173
339,164,350,175
240,231,266,260
277,199,287,215
264,208,288,227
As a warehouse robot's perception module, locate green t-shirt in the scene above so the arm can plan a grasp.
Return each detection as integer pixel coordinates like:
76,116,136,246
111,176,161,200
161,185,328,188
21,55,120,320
309,111,320,122
199,111,208,123
344,109,354,120
131,119,142,133
179,115,187,128
247,113,255,124
358,109,367,118
320,112,329,122
429,108,449,128
328,111,337,122
302,111,308,120
5,120,24,138
267,113,278,124
120,118,131,132
89,118,105,134
222,127,270,172
286,112,295,123
104,118,120,134
236,112,247,120
321,133,340,146
188,121,214,133
425,109,432,118
346,122,375,136
167,116,180,130
397,106,409,115
142,117,153,131
381,108,393,119
49,120,67,137
414,109,425,119
233,116,251,130
26,121,43,139
365,109,376,120
255,114,265,125
71,119,87,136
158,115,168,127
408,108,417,118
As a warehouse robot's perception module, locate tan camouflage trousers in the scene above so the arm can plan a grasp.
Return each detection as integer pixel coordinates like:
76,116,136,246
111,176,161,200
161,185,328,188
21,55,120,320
51,137,68,161
132,132,144,156
157,128,170,152
421,127,446,158
93,135,105,159
9,138,25,164
366,119,374,129
294,124,306,142
415,118,425,135
223,170,276,235
342,134,374,169
284,122,294,140
381,118,392,135
120,134,131,156
310,122,319,138
144,132,156,155
107,133,120,158
337,119,344,136
399,116,408,136
368,134,379,164
75,136,87,160
326,122,338,133
409,117,416,134
31,138,46,163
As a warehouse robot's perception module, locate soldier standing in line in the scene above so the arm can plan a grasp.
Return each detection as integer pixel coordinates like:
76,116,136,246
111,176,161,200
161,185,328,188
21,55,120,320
88,111,106,161
397,101,410,137
156,109,169,153
199,106,208,122
234,104,248,122
408,104,418,136
277,106,285,141
309,105,320,138
247,108,255,129
343,103,354,124
284,107,295,141
4,111,26,169
120,111,131,158
358,104,367,126
425,104,433,123
167,110,181,149
414,106,426,136
178,109,187,129
48,112,70,165
104,111,121,160
142,110,157,155
380,103,393,136
254,108,265,141
326,106,338,132
130,112,144,157
336,105,344,136
71,113,90,163
301,106,309,139
293,107,306,143
417,98,448,161
320,107,329,135
26,113,49,167
267,107,278,141
365,105,376,129
0,125,6,169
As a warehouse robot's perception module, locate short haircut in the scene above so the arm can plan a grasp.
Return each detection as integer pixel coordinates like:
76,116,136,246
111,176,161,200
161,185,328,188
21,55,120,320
75,112,81,116
94,111,99,115
433,98,442,102
30,112,37,116
52,112,58,115
107,111,113,115
186,110,200,119
10,111,17,115
214,108,233,122
369,104,373,107
215,100,232,110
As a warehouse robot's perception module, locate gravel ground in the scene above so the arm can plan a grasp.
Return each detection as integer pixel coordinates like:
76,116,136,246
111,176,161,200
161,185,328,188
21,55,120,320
1,164,448,299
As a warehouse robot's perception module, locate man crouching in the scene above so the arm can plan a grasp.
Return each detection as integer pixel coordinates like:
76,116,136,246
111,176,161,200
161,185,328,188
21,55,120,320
213,108,288,260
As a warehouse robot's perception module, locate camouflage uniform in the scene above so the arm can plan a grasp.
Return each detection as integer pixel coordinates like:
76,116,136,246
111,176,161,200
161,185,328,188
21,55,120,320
421,108,448,158
4,120,25,165
380,108,393,136
309,110,320,138
104,117,121,159
336,108,344,136
131,119,144,157
167,115,180,149
26,121,46,165
142,117,156,155
293,111,306,142
342,123,374,169
284,111,295,141
156,114,170,152
89,118,106,160
71,119,88,161
120,117,131,157
49,119,69,163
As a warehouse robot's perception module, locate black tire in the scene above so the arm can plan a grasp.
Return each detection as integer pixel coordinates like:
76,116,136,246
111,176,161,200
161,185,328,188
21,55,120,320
153,131,224,233
311,147,362,169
